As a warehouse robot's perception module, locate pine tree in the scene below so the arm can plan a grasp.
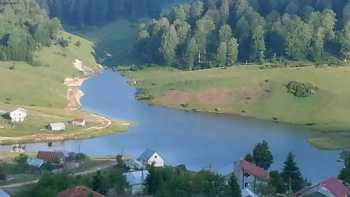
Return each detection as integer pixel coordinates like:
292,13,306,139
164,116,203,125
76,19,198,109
281,152,307,192
252,140,273,170
224,173,242,197
338,151,350,184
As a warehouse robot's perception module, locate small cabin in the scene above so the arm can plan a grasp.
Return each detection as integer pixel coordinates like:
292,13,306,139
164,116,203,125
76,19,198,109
137,149,164,167
9,108,27,123
37,151,65,164
48,122,66,132
71,119,86,127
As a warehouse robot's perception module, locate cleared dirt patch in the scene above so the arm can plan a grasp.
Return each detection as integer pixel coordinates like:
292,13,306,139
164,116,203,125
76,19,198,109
155,85,268,109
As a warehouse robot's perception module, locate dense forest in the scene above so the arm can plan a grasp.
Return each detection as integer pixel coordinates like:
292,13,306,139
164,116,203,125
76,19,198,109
0,0,61,62
136,0,350,69
38,0,185,26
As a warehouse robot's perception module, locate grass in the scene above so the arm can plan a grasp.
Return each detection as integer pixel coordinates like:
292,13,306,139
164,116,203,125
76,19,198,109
67,19,139,66
0,32,97,108
121,65,350,149
0,31,128,143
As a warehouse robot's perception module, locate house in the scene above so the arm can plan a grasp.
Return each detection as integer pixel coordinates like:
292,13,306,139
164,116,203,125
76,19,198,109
234,160,269,192
125,159,145,170
241,187,258,197
0,189,11,197
48,122,66,131
124,170,150,195
37,151,65,164
57,186,105,197
295,177,350,197
9,108,27,123
27,158,46,168
137,149,164,167
71,119,86,127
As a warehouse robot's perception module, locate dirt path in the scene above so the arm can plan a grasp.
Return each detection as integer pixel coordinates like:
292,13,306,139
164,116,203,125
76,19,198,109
64,59,92,111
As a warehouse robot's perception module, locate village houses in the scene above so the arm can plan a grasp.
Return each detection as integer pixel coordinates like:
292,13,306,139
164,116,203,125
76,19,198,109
234,160,270,196
124,170,150,195
295,177,350,197
70,119,86,127
48,122,66,132
37,151,65,164
137,149,164,167
9,108,27,123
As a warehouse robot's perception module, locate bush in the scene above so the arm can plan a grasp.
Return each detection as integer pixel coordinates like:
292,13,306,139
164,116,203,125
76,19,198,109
286,81,318,97
0,166,6,180
57,37,69,48
136,89,153,100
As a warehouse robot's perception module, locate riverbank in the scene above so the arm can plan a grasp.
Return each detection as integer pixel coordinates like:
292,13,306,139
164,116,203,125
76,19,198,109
120,65,350,150
0,31,129,145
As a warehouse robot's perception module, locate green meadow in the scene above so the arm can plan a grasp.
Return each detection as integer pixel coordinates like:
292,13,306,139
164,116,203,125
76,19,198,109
122,65,350,149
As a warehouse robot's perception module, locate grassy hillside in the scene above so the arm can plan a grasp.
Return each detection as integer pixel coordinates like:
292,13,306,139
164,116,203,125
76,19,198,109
0,32,98,108
121,65,350,149
0,31,128,143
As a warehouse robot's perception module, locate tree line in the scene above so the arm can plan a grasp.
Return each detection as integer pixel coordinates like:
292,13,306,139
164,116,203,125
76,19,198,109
38,0,184,26
136,0,350,69
0,0,61,62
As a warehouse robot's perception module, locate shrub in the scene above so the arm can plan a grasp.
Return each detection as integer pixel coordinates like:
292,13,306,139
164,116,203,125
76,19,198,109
57,37,69,48
286,81,318,97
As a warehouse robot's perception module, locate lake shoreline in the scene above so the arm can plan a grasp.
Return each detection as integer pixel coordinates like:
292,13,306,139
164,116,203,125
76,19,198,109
119,66,350,150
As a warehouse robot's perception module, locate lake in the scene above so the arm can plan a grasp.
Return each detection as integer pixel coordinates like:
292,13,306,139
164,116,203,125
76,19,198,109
1,69,342,182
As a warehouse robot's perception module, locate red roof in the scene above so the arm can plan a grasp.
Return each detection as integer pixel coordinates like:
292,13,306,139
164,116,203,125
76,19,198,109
72,119,85,122
37,151,64,163
296,177,350,197
240,160,269,179
57,186,105,197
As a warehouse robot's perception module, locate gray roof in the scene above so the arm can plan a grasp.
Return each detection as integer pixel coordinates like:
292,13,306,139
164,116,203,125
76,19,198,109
0,189,10,197
137,149,157,162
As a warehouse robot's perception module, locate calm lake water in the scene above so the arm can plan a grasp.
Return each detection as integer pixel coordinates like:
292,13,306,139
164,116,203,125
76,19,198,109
1,69,343,182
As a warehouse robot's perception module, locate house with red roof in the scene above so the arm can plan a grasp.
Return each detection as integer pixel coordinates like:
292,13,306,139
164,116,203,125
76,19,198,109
57,186,105,197
37,151,65,164
295,177,350,197
234,160,270,193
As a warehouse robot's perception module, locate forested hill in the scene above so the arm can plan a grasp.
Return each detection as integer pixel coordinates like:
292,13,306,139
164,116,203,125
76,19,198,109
136,0,350,69
38,0,184,26
0,0,61,62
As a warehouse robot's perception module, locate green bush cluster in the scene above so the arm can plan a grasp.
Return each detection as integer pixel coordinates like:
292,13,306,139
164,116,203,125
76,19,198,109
286,81,318,97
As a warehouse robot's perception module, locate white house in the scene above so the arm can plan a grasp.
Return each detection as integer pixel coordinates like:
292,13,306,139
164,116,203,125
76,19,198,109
9,108,27,123
125,159,145,170
241,188,258,197
137,149,164,167
234,160,269,193
123,170,150,195
48,122,66,132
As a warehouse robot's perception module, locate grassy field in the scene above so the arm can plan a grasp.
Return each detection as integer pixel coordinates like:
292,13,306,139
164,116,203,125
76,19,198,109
0,31,128,143
121,65,350,149
67,20,139,66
